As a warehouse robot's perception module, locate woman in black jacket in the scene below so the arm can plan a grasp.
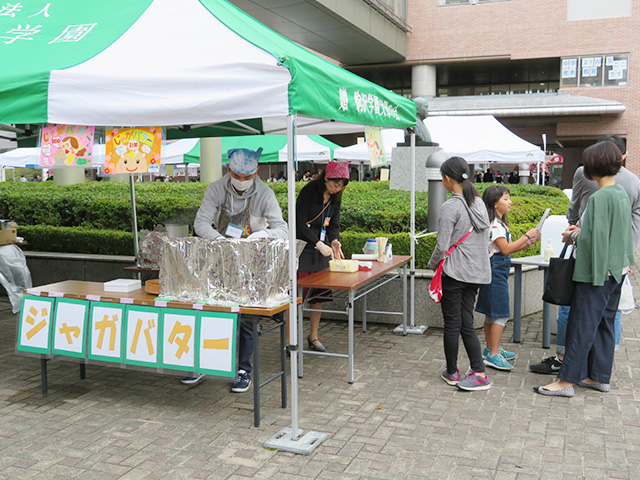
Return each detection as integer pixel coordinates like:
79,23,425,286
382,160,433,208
296,161,350,351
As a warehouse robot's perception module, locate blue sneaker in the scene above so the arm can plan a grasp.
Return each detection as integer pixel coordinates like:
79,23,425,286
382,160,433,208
457,371,492,391
484,353,514,371
483,346,517,361
231,370,251,393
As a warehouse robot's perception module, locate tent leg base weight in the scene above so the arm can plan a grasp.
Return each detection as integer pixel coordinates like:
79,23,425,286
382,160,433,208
264,428,328,455
393,325,428,335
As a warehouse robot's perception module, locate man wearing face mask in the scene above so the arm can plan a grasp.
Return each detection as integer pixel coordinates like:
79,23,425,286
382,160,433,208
182,147,288,392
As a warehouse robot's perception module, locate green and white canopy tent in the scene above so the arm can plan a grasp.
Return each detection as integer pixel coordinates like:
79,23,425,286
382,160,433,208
1,0,416,452
1,0,414,134
163,135,340,165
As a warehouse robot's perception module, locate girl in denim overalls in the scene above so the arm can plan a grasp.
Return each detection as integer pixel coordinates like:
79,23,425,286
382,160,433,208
475,185,540,371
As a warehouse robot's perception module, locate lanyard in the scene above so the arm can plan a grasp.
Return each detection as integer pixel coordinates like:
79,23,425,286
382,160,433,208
306,200,330,226
226,192,248,226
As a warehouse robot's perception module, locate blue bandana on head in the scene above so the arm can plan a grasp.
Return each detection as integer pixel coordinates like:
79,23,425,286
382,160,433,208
228,147,263,175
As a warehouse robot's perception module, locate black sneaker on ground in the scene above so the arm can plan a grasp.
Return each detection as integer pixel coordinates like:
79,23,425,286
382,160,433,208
180,373,205,385
231,370,251,393
529,355,562,374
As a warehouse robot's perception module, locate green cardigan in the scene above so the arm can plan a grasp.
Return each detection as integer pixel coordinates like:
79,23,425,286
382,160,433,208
574,183,634,286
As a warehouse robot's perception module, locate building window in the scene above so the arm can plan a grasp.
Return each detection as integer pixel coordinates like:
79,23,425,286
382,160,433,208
560,54,628,88
438,0,511,5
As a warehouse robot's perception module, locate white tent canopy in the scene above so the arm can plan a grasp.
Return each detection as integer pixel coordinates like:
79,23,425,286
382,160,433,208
0,146,106,168
278,136,332,162
333,129,406,164
424,115,545,164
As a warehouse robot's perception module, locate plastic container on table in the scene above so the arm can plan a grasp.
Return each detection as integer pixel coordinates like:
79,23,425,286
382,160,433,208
541,215,569,260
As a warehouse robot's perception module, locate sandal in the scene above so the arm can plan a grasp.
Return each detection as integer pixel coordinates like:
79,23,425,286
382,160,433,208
307,335,326,352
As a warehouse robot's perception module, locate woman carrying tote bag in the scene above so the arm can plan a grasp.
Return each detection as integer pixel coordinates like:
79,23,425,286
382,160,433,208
427,156,492,391
534,141,634,397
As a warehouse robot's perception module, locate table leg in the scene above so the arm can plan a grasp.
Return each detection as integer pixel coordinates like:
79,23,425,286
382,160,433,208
40,358,48,395
252,317,260,428
513,264,522,343
297,287,304,379
402,263,408,335
348,290,355,384
542,268,551,349
362,294,367,333
280,315,287,408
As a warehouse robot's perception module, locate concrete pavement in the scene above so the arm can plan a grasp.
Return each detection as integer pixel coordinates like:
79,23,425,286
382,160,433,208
0,273,639,479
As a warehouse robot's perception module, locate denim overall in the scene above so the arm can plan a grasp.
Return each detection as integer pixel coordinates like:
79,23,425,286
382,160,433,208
475,230,511,319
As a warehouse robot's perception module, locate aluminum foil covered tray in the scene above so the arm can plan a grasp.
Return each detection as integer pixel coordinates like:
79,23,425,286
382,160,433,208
159,237,305,308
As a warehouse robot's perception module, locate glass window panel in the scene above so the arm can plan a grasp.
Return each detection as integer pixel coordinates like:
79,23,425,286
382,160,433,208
510,84,529,94
579,56,604,87
560,57,579,87
491,84,509,95
603,54,629,86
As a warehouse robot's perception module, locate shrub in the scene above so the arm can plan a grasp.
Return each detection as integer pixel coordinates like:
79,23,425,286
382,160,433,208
19,225,134,255
5,180,568,267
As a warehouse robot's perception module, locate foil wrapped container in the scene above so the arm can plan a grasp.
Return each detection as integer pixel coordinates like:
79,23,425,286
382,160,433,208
159,237,305,308
137,230,167,268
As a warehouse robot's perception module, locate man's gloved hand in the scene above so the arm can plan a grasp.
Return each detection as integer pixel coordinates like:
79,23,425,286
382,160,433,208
247,230,269,239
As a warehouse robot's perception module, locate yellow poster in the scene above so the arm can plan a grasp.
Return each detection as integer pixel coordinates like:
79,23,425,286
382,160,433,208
365,127,386,168
104,127,162,174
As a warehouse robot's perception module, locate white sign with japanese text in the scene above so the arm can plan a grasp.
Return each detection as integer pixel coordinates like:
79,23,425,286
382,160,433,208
161,310,196,370
52,298,88,358
89,303,124,361
124,307,159,366
18,296,55,354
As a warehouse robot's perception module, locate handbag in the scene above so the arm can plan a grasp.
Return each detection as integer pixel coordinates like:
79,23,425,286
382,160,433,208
542,242,575,306
618,274,635,314
429,227,473,303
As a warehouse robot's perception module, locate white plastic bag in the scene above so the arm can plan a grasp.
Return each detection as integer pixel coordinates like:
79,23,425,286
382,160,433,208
618,275,635,315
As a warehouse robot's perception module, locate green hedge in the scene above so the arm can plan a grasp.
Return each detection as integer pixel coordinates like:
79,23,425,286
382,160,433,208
8,181,568,267
20,225,134,255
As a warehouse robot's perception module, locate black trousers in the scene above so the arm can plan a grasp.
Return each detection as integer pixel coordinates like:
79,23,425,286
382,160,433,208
238,316,257,374
559,276,623,384
441,276,485,374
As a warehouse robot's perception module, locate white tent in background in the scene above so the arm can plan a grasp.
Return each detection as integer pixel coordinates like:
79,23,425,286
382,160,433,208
423,115,545,164
162,138,199,165
333,129,406,164
278,135,332,162
0,145,107,168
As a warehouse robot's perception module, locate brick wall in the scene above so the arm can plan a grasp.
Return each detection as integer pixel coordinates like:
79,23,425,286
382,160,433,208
405,0,640,174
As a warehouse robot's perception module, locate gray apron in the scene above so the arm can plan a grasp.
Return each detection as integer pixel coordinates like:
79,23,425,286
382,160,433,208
216,193,252,238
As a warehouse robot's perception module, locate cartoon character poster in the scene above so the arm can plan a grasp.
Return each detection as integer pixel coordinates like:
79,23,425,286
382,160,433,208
40,124,95,167
104,127,162,174
365,128,386,168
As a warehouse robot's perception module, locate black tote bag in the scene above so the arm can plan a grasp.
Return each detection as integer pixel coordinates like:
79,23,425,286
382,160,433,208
542,243,576,306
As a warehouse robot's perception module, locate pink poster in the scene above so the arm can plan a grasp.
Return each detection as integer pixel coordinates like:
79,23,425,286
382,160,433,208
104,127,162,175
40,124,95,167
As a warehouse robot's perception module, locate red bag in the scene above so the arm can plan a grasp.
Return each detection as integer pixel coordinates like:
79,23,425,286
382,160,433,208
429,228,473,303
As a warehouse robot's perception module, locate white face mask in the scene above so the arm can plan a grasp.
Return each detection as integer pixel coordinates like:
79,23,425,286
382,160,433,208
230,177,254,192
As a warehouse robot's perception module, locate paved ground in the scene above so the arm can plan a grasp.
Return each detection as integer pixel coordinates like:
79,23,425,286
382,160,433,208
1,272,639,479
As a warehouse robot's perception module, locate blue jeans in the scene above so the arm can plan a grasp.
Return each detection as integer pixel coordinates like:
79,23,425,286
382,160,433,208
556,306,621,355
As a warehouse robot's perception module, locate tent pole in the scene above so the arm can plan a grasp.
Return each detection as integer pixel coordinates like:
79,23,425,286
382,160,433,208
288,116,300,440
264,115,328,454
409,132,415,331
393,132,426,335
129,174,140,262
